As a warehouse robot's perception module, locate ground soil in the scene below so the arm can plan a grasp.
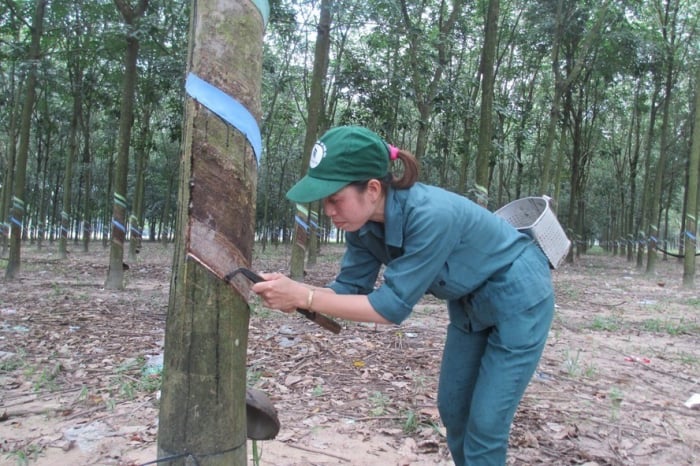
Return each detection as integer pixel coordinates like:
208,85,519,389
1,242,698,466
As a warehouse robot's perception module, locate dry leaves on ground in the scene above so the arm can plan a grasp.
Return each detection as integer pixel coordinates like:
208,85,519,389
0,243,698,465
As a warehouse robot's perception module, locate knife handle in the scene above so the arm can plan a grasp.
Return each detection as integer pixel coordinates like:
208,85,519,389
227,268,341,334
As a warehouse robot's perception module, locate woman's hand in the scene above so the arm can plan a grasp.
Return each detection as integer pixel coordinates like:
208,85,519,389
250,273,308,313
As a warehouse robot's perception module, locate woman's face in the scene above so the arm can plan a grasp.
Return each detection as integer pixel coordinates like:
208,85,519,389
322,182,383,232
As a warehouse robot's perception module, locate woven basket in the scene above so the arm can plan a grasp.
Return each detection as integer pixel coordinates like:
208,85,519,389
495,196,571,269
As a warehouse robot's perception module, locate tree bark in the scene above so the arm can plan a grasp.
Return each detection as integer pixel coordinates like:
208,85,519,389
646,0,679,274
157,0,264,464
682,67,700,286
5,0,46,279
59,69,83,258
81,97,94,252
475,0,499,206
105,0,149,289
1,84,19,257
128,102,152,262
290,0,331,280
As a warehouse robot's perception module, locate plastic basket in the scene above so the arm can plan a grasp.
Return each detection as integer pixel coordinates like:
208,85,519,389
495,196,571,269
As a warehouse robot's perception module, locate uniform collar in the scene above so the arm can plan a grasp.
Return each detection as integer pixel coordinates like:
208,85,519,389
357,187,404,248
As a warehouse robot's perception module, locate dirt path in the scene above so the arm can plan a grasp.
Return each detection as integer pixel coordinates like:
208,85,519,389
1,243,698,465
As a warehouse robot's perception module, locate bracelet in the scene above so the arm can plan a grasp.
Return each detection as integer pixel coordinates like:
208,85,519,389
306,288,315,310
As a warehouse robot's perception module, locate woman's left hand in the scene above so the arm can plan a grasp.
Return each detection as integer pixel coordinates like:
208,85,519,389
250,273,307,313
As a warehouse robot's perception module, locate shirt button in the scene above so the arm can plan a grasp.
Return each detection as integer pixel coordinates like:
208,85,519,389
439,280,446,286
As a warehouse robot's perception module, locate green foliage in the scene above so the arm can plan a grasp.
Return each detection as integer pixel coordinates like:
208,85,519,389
402,409,419,434
609,386,624,420
1,0,699,256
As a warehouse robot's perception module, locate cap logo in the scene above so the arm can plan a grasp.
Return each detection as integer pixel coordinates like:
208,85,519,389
309,141,326,168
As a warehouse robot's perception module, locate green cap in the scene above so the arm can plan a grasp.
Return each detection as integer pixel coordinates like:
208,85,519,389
286,126,389,203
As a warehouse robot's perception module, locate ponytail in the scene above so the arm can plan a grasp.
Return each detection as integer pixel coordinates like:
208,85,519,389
389,149,419,189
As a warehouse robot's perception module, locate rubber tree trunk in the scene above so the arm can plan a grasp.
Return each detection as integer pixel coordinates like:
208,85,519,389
1,85,18,257
105,0,148,290
474,0,499,207
128,104,151,263
81,104,93,252
290,0,331,280
157,1,265,465
5,0,46,280
683,67,700,287
59,82,81,259
646,0,679,274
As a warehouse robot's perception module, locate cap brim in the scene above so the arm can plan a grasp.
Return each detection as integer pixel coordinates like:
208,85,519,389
286,176,349,203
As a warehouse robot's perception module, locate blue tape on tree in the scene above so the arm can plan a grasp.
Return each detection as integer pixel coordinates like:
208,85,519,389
112,219,126,233
185,73,262,164
252,0,269,27
295,215,309,231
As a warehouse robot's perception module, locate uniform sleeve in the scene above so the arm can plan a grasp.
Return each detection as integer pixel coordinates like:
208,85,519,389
327,233,382,296
368,201,461,324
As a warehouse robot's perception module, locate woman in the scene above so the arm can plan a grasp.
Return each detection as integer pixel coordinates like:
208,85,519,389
252,125,554,466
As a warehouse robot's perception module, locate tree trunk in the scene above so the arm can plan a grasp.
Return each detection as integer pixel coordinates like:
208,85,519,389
637,82,661,268
682,67,700,286
474,0,499,206
105,0,148,289
0,12,23,257
1,84,19,258
159,158,177,245
539,0,564,196
646,0,679,274
291,0,331,280
5,0,46,280
59,74,82,258
36,104,52,250
128,104,152,262
627,78,643,262
157,0,265,464
81,101,94,252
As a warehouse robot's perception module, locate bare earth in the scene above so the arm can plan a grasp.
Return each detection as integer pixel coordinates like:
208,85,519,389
1,242,698,466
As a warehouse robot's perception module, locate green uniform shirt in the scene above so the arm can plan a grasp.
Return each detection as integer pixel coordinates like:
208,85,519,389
328,183,553,330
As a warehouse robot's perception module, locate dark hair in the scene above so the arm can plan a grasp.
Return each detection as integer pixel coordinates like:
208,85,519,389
349,148,420,193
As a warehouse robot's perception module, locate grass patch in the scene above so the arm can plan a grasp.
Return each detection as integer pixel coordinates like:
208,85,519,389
369,391,390,416
588,315,622,332
110,356,162,401
685,297,700,307
3,443,45,466
0,351,25,372
584,246,608,256
562,348,598,378
639,318,699,336
402,409,419,433
247,365,263,386
609,386,624,420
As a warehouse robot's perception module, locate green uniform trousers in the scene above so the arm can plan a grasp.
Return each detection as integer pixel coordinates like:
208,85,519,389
437,286,554,465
